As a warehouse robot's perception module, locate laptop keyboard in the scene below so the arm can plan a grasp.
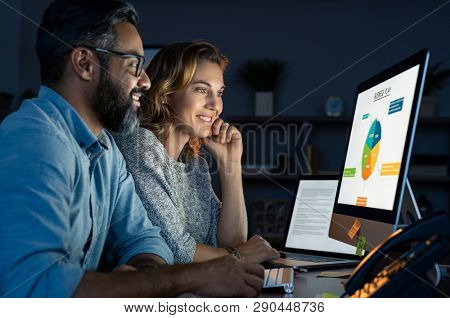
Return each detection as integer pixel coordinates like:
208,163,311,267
263,268,294,293
284,253,347,263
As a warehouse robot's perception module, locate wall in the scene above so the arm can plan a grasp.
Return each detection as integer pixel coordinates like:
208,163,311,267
0,0,22,105
6,0,450,116
0,0,449,231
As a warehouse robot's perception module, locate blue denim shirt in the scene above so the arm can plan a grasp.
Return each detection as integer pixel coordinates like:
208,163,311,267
0,86,174,297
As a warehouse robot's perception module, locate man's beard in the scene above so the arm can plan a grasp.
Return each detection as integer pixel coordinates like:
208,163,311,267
91,70,142,134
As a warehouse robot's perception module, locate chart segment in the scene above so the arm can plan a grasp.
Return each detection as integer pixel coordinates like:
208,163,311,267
361,120,382,180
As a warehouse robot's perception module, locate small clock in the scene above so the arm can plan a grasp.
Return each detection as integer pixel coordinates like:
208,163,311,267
325,96,344,117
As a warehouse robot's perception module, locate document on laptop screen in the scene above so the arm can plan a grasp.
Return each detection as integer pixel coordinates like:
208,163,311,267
285,180,357,255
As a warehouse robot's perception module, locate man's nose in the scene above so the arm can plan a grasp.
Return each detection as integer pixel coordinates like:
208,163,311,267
137,70,151,91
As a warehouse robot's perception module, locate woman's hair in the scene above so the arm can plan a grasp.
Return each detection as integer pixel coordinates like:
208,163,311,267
141,40,229,160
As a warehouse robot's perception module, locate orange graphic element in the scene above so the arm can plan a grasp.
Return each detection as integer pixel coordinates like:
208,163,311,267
356,197,367,207
380,162,401,176
362,143,380,180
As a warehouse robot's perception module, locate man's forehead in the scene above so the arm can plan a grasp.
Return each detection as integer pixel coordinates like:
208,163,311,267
112,22,144,55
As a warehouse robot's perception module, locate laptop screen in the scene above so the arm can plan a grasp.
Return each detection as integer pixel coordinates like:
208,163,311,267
285,179,357,255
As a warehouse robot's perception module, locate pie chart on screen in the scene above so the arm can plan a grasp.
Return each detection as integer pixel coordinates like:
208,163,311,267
362,119,382,180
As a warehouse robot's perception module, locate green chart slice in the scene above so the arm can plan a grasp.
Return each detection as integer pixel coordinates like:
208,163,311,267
362,119,382,180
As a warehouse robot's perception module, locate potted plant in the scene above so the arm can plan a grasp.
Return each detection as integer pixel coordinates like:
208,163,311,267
421,61,450,117
238,58,284,116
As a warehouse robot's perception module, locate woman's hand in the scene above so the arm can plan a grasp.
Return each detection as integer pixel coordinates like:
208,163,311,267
202,118,243,167
235,235,280,264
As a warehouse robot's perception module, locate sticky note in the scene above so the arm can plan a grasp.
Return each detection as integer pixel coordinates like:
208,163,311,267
321,292,339,298
317,271,352,279
347,218,361,239
356,236,366,256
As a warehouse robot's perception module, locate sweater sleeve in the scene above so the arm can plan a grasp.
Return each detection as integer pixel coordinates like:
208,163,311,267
197,155,222,247
115,129,196,264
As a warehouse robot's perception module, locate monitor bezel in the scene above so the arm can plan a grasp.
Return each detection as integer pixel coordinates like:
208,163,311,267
282,175,362,260
332,49,430,224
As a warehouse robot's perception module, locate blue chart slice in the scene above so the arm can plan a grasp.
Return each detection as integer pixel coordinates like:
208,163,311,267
366,119,382,149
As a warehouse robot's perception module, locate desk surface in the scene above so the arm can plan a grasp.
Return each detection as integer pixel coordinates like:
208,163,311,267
261,267,354,298
261,266,450,298
182,266,450,298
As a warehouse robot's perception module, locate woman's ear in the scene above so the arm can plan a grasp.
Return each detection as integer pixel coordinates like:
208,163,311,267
162,95,170,106
69,48,98,81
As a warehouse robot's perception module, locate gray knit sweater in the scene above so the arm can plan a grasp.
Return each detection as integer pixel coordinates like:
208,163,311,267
114,127,221,264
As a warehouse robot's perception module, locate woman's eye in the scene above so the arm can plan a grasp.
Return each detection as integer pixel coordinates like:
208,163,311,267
196,88,208,94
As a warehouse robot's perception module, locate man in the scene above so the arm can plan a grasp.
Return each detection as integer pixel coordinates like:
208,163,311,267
0,0,263,297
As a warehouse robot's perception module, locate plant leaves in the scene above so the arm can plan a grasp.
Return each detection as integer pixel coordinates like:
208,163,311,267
238,58,285,91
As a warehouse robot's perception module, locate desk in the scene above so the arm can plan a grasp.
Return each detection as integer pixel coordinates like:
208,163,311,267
261,266,450,297
261,267,354,298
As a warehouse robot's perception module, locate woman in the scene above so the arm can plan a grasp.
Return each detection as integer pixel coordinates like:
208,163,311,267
115,41,279,264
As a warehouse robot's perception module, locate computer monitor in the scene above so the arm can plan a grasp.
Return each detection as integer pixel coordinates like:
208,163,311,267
329,49,430,252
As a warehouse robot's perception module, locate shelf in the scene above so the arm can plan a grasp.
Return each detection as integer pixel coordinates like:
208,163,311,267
242,171,340,182
226,116,450,126
242,173,450,184
409,176,450,183
417,117,450,125
243,173,298,182
227,116,351,125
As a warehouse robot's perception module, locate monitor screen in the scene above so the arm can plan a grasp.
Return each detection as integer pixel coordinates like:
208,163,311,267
285,179,357,255
337,65,420,211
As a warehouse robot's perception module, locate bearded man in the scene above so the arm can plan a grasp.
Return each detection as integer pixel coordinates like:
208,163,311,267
0,0,263,298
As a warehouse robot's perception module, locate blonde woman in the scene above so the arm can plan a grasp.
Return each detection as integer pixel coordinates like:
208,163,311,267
115,41,279,264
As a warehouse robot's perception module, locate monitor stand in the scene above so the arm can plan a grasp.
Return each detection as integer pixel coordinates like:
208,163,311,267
395,178,440,286
395,178,421,228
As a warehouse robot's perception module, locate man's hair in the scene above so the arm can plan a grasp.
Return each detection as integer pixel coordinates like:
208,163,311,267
36,0,138,85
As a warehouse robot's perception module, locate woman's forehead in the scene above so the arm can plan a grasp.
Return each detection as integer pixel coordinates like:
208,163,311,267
191,60,224,85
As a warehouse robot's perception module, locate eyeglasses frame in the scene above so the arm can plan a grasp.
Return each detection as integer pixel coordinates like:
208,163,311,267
64,45,146,77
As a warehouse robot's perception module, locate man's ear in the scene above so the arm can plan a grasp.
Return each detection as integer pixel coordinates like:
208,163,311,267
69,48,98,81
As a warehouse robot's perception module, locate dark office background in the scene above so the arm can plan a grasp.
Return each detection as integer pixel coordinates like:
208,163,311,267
1,0,449,243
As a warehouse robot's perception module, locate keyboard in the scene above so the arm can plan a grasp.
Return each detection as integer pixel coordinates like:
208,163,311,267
263,268,294,293
283,252,346,263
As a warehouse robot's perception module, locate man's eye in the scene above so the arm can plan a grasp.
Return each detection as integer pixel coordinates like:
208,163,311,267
218,91,224,97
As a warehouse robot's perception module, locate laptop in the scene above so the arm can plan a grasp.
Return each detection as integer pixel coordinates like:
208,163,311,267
265,175,363,270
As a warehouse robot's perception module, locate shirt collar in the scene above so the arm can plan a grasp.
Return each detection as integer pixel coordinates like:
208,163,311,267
38,85,109,151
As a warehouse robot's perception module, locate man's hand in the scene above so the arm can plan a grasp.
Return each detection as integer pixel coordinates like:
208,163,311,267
193,256,264,297
75,255,265,297
112,264,137,272
235,235,280,264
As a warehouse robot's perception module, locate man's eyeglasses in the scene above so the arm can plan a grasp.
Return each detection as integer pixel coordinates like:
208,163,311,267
65,46,146,77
